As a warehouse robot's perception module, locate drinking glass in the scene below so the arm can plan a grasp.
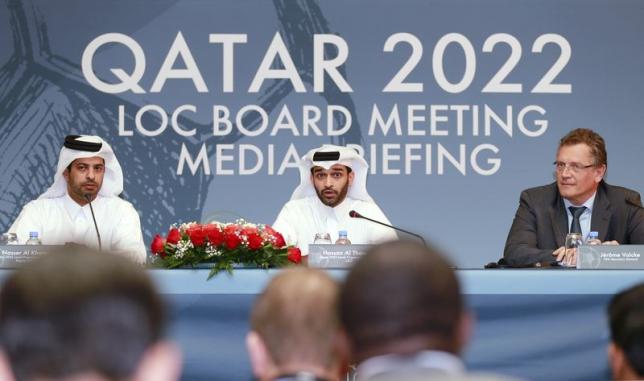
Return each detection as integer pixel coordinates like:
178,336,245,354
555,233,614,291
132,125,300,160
1,233,18,245
313,233,332,245
562,233,583,267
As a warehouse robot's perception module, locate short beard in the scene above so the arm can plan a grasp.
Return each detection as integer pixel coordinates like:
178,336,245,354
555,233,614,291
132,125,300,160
316,182,349,207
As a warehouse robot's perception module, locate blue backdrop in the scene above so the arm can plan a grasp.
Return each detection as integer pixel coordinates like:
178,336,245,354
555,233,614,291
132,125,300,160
1,0,643,267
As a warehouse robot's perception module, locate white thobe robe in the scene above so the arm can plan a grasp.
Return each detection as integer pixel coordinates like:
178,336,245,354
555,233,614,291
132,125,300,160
9,193,146,264
273,196,398,255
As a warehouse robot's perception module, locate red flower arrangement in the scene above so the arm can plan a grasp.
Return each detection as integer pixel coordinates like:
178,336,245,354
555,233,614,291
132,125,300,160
151,220,301,279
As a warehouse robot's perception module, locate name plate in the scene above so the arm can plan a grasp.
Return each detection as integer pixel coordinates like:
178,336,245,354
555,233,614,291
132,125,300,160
0,245,53,268
578,245,644,269
308,244,371,268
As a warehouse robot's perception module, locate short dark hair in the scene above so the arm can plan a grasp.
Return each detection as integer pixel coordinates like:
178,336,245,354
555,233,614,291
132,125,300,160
559,128,607,167
0,247,165,381
339,240,462,361
608,283,644,376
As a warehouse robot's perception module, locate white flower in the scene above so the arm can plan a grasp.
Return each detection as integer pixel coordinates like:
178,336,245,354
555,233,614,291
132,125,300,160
174,239,194,259
179,221,198,230
205,243,222,259
235,218,255,227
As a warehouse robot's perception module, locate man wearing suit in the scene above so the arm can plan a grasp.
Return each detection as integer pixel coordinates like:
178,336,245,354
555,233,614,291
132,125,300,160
504,129,644,267
339,240,517,381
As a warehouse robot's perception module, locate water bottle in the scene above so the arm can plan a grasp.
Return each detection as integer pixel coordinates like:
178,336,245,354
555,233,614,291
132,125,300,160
25,232,42,245
585,231,601,245
335,230,351,245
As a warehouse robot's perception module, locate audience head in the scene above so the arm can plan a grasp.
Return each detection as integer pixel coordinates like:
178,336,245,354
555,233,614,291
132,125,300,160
247,268,345,381
0,247,181,381
339,240,470,363
608,283,644,380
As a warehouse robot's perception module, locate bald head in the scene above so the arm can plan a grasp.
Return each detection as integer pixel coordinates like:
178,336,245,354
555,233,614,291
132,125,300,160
250,268,340,367
339,240,464,362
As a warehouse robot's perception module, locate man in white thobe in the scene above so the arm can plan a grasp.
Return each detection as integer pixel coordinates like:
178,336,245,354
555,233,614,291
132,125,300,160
273,145,397,255
9,135,146,263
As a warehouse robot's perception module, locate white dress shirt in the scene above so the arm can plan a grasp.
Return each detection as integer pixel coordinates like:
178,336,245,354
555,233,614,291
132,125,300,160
9,193,146,263
273,196,398,254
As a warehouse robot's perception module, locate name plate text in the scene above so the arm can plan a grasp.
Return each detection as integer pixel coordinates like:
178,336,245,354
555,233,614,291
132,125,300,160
578,245,644,269
308,244,371,268
0,245,54,268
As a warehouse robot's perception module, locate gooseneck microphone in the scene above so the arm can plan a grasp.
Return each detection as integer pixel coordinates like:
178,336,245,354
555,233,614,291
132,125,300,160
84,194,102,251
349,210,426,245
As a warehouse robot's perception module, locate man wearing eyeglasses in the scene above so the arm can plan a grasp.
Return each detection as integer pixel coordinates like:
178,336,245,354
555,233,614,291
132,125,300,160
504,128,644,267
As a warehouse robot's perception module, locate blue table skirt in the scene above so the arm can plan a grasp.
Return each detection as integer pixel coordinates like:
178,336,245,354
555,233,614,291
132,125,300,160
147,269,643,381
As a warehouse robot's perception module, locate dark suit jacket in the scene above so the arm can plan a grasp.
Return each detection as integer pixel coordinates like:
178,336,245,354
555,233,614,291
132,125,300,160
504,181,644,267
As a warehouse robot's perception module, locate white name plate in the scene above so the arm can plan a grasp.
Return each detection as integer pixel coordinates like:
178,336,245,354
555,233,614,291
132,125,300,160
308,244,371,268
0,245,54,268
578,245,644,269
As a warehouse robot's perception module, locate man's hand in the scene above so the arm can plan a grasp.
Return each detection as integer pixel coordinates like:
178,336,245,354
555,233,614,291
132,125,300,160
553,246,577,266
553,246,566,262
552,240,619,267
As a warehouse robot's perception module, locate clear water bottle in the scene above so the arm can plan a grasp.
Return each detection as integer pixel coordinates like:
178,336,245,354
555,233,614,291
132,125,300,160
335,230,351,245
585,231,601,245
25,232,42,245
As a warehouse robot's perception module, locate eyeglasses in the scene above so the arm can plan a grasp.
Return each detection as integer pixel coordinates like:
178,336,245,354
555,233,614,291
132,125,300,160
553,161,595,173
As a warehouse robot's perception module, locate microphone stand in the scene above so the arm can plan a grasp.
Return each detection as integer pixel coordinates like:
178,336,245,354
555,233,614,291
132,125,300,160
84,194,102,251
349,210,426,246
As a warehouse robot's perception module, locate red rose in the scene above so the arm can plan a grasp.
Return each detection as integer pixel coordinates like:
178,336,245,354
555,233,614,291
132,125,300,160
264,225,277,235
204,224,224,246
166,228,182,245
273,232,286,248
247,233,264,250
224,224,239,235
150,235,166,257
225,232,241,249
241,226,259,237
287,247,302,264
187,226,207,247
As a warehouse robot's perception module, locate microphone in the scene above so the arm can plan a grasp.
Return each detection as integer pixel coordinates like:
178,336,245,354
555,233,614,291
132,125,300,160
84,194,102,251
349,210,426,245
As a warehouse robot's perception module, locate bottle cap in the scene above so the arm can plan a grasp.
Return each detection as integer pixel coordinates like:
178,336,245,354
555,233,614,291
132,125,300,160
29,231,39,238
589,231,598,237
338,230,347,236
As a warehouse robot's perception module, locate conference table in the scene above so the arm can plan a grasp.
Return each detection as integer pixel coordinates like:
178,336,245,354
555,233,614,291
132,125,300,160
143,268,643,381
